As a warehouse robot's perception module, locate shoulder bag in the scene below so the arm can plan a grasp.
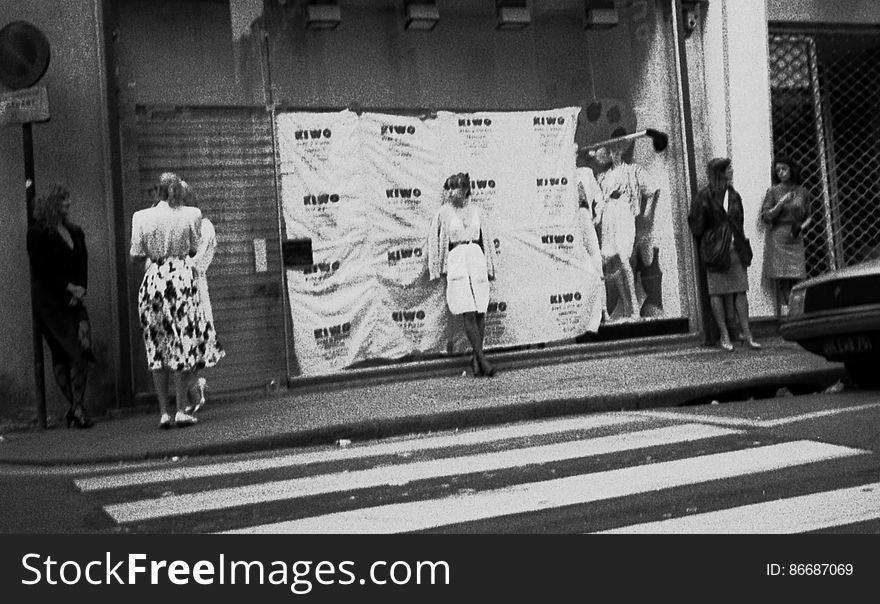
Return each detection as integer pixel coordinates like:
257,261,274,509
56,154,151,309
700,221,732,272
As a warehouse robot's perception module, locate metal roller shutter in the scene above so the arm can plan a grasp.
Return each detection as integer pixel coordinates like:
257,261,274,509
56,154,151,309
125,106,289,398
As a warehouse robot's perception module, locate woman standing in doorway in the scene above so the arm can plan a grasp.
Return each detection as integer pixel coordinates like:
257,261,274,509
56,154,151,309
761,156,811,316
688,157,761,352
26,185,95,428
427,172,497,377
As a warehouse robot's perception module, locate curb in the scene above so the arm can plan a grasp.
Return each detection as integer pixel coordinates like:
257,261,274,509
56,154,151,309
0,366,846,466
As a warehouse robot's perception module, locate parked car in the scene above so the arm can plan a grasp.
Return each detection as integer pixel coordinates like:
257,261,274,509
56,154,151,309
780,258,880,388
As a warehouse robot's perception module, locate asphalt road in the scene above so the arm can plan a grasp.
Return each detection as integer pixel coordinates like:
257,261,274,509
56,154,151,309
2,387,880,534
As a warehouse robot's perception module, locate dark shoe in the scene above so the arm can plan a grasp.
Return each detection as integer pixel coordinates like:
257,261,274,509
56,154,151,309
470,356,483,377
479,358,497,377
66,408,94,429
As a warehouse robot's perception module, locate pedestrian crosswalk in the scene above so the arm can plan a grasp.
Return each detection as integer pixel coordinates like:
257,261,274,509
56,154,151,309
74,411,880,534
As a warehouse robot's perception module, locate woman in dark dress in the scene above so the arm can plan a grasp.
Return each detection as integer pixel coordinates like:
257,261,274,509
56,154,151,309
26,185,94,428
761,156,811,316
688,158,761,352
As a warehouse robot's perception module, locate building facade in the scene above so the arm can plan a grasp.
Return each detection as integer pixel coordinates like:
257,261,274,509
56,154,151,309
0,0,877,423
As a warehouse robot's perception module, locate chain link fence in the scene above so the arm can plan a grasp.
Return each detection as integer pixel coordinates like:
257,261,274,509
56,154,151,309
769,29,880,278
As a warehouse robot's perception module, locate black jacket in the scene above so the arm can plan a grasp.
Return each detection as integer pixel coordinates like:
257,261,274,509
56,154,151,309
26,223,88,297
688,185,751,268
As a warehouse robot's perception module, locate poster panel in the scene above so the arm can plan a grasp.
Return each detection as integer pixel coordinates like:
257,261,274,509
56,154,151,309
286,235,375,296
279,107,601,376
435,110,532,230
277,110,367,241
435,108,581,232
486,226,601,347
287,270,377,377
359,112,444,239
367,279,448,360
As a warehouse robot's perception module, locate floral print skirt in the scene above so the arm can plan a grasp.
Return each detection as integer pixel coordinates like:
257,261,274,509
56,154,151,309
138,256,225,371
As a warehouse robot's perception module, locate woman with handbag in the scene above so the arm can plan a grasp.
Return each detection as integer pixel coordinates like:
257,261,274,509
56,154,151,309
688,158,761,352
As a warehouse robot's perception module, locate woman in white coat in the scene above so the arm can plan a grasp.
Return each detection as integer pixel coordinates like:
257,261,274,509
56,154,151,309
427,172,497,377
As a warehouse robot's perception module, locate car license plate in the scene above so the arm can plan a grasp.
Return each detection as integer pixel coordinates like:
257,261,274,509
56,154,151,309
823,335,873,356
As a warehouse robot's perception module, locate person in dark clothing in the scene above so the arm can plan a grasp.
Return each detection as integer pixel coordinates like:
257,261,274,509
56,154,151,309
688,158,761,352
26,185,95,428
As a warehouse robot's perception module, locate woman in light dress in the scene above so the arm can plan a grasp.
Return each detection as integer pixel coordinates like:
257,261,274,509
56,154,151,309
180,180,217,414
427,172,497,377
130,172,224,429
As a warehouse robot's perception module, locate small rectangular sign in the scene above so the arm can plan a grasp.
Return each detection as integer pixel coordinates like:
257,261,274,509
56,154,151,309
253,237,268,273
0,86,50,126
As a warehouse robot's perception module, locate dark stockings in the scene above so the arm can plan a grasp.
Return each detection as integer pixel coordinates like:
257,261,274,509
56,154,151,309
53,360,88,418
464,312,494,375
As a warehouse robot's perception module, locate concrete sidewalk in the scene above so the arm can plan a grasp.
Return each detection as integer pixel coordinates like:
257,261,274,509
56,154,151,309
0,337,846,466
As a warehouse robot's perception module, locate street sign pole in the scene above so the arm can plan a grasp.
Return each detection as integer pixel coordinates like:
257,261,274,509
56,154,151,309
1,21,52,429
23,121,47,429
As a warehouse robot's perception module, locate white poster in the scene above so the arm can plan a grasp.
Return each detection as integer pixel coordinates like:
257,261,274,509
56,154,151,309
277,110,366,241
287,271,377,377
278,107,601,376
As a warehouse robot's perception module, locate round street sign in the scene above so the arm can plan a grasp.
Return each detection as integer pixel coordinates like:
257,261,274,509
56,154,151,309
0,21,51,90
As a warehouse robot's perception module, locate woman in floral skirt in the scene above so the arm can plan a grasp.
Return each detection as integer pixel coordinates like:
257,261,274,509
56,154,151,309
130,172,224,429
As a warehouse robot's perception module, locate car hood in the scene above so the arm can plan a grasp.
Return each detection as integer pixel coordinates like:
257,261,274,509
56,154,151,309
792,257,880,290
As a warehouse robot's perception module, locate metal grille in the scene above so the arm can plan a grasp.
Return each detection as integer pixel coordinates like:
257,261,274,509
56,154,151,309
769,30,880,277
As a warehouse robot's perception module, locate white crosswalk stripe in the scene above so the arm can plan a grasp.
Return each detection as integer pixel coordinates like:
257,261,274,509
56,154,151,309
75,413,646,492
104,424,737,524
77,413,878,534
221,441,861,534
594,482,880,534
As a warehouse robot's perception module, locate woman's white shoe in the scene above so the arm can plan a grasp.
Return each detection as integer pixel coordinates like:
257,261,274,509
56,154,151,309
185,377,207,415
174,410,198,427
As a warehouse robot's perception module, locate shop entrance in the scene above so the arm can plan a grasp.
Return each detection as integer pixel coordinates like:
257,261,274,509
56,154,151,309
768,28,880,282
123,106,290,397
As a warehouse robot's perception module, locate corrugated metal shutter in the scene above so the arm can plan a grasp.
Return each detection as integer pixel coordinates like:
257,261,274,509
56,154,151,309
125,106,289,397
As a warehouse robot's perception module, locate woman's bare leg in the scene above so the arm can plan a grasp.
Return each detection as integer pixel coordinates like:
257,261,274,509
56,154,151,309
710,294,732,349
151,369,171,417
735,292,760,348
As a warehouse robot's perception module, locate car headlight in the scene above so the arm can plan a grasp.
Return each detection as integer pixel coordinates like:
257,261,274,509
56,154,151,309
788,288,806,317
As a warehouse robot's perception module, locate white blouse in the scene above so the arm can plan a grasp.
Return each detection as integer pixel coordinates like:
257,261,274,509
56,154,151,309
130,201,202,261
